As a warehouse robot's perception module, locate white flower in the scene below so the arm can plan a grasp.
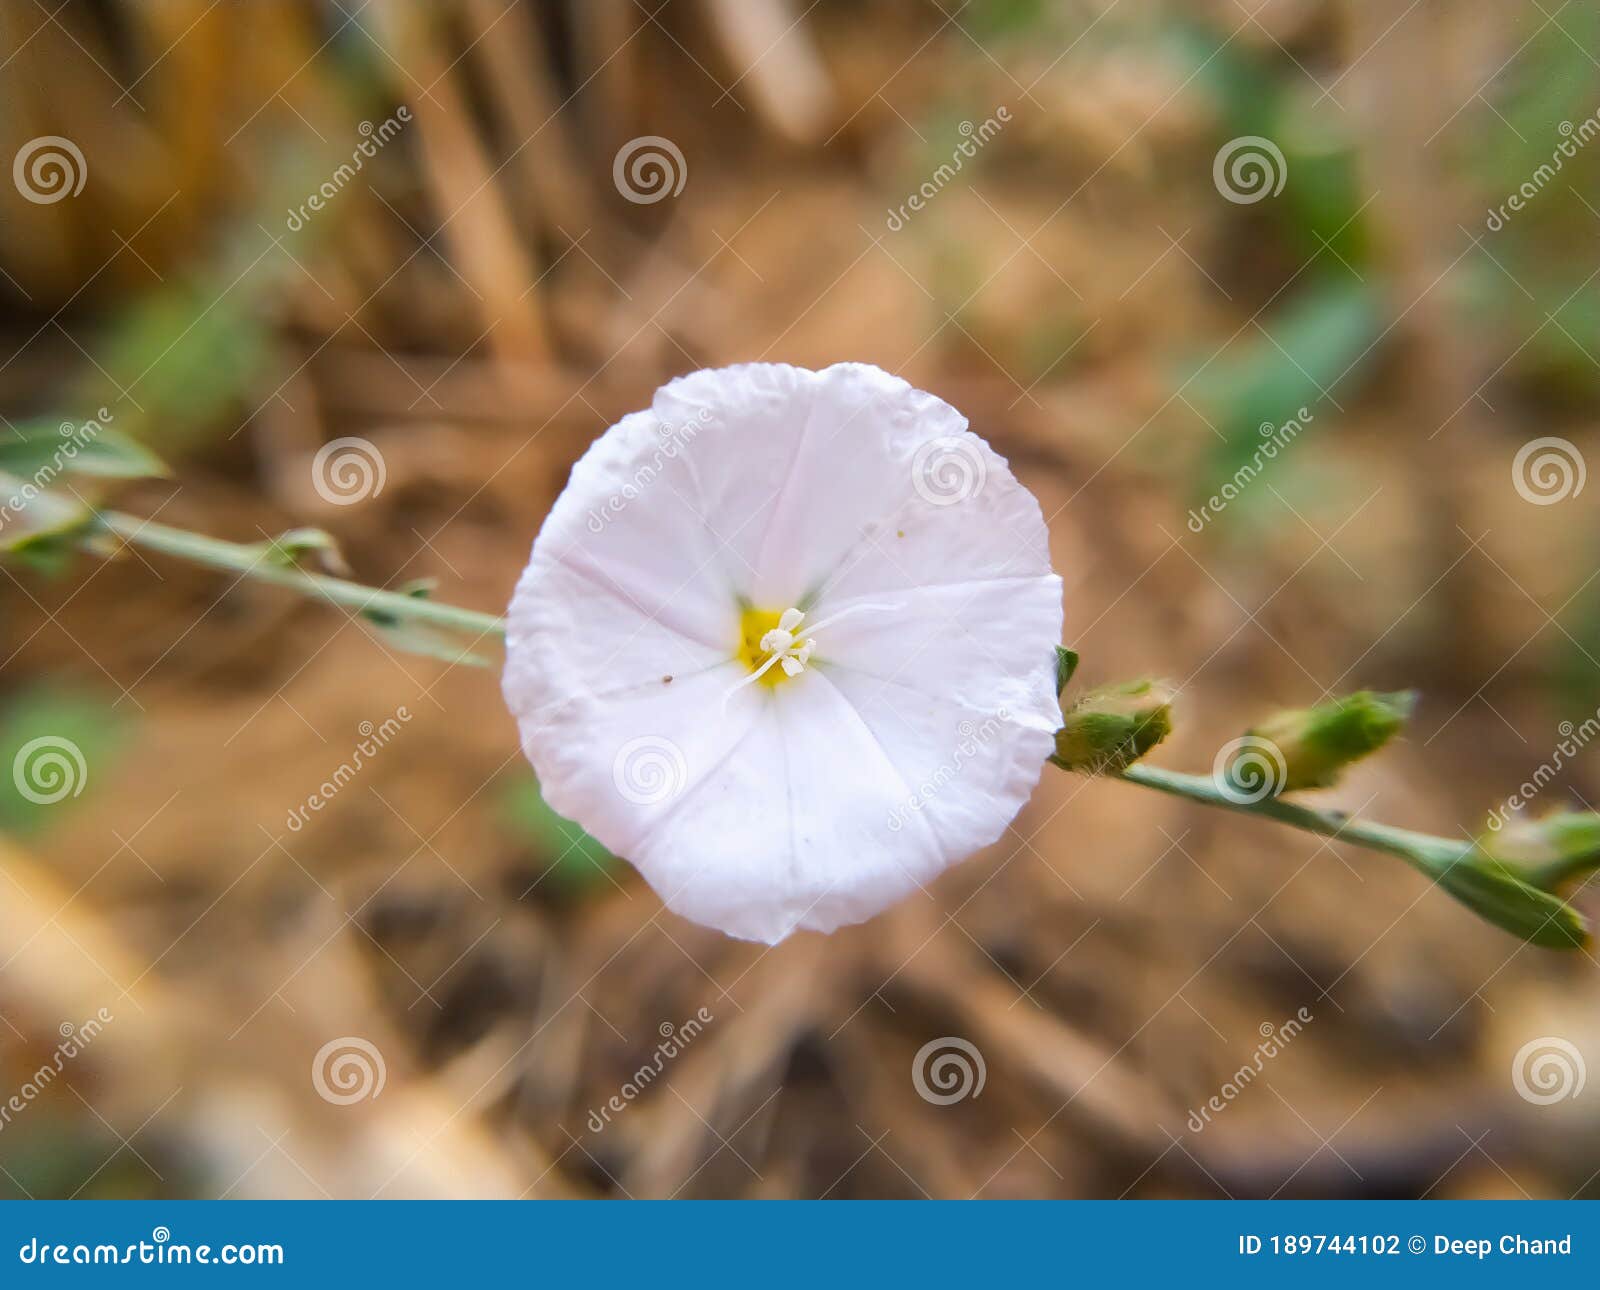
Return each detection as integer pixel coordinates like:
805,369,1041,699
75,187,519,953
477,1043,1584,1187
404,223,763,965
503,363,1063,943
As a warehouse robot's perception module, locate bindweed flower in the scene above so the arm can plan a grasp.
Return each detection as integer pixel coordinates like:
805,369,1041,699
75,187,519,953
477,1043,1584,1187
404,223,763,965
502,363,1063,942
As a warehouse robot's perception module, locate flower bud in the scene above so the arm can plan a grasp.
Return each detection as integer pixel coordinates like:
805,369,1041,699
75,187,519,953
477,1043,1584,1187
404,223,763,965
1478,811,1600,892
1241,689,1416,794
1052,678,1174,774
1431,852,1589,950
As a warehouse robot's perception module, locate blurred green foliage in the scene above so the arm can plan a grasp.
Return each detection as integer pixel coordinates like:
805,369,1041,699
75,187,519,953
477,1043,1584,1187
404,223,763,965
0,688,129,836
499,774,617,896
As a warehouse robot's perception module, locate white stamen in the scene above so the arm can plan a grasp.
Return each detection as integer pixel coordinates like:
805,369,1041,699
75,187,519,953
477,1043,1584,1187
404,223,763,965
723,602,900,707
801,601,903,635
723,649,785,707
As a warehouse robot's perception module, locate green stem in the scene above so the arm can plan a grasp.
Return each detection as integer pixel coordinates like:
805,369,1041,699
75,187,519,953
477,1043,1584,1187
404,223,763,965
1114,763,1468,878
1109,763,1588,950
100,511,506,639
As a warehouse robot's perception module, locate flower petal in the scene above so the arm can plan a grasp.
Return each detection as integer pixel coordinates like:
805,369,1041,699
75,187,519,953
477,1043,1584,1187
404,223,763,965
650,363,821,592
818,574,1064,726
625,671,953,942
528,410,743,649
751,363,1049,606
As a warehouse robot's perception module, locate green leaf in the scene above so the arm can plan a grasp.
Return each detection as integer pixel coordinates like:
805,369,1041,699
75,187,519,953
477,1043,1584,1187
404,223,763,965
360,615,489,668
1053,646,1079,696
0,471,95,572
500,775,616,894
967,0,1051,42
0,418,168,481
1167,17,1371,266
1430,852,1589,950
1473,5,1600,190
1186,279,1383,504
83,275,274,452
359,578,489,666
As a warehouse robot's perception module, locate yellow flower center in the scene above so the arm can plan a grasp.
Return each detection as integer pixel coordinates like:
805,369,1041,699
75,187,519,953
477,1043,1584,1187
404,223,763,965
724,600,901,705
736,606,804,687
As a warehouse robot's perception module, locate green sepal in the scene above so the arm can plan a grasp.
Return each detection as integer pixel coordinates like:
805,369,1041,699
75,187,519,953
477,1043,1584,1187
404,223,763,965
1052,678,1174,774
1479,811,1600,893
1054,647,1079,697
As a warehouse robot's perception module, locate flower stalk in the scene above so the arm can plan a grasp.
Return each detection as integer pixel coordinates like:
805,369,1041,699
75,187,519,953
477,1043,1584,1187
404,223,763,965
1111,764,1587,949
61,512,1598,950
98,511,506,639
